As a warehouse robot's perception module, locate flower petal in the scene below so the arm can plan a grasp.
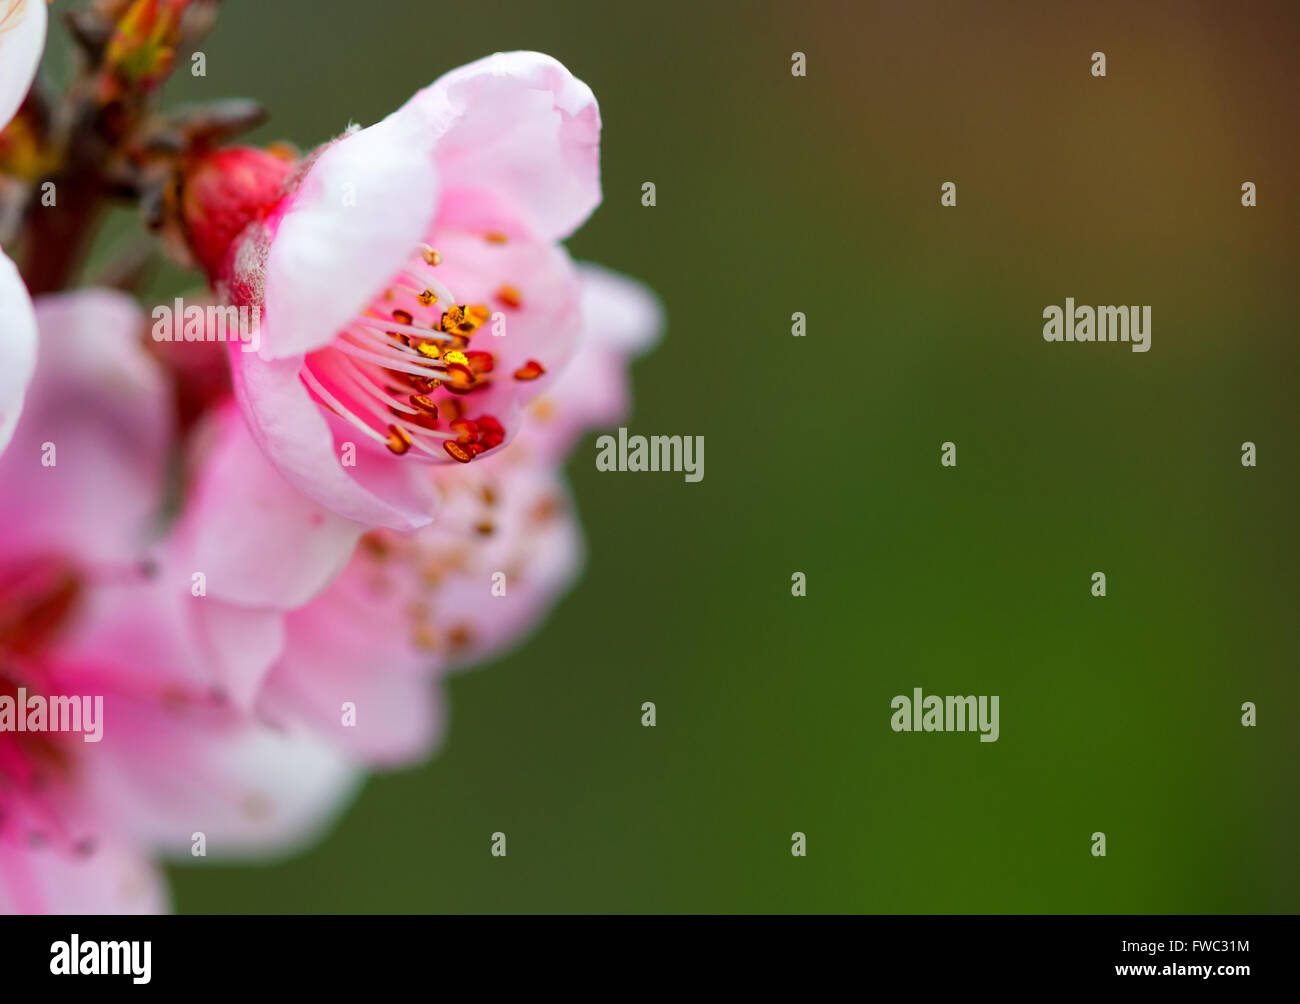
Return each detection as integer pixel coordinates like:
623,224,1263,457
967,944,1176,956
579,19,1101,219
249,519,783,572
0,838,167,915
229,346,439,530
0,0,45,130
433,460,585,673
260,110,439,359
84,698,362,861
0,250,36,457
521,262,663,463
0,289,170,566
404,51,601,241
177,406,366,609
262,590,443,766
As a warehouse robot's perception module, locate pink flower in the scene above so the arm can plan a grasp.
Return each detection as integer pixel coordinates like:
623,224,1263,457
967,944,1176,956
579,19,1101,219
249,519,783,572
0,0,44,456
170,260,659,769
175,405,583,766
190,51,601,531
0,291,357,913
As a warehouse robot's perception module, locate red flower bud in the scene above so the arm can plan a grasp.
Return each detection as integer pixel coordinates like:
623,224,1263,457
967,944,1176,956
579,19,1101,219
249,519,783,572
180,145,295,280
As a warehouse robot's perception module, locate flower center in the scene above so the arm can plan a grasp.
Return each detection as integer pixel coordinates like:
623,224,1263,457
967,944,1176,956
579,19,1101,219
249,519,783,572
300,244,509,464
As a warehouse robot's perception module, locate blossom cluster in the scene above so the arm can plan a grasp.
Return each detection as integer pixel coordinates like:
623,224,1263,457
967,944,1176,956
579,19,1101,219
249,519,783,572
0,0,659,912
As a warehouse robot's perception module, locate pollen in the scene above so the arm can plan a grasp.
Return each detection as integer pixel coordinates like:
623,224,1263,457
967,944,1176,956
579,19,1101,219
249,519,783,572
513,359,546,381
361,533,392,559
386,424,413,455
465,350,494,374
497,285,522,309
415,341,443,360
439,304,489,337
391,309,413,326
448,624,475,651
484,231,508,244
443,441,473,463
443,361,477,393
422,248,442,266
442,349,468,367
409,394,439,415
412,625,440,651
417,288,437,307
450,418,479,443
439,305,465,332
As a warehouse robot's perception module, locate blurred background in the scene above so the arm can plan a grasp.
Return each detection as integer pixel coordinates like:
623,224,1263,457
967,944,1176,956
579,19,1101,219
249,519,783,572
50,0,1300,912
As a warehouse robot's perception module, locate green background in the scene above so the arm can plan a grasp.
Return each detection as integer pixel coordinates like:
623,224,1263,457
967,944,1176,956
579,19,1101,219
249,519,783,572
60,0,1300,912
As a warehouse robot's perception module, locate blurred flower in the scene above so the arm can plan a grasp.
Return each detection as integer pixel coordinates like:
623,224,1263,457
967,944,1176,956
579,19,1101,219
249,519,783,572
255,447,584,766
183,52,601,530
168,258,660,768
0,291,358,914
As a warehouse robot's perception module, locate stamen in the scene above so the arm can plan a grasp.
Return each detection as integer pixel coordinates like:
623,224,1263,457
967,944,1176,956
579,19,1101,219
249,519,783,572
402,270,457,305
386,425,413,455
442,361,477,393
335,357,418,414
333,338,449,378
465,350,494,374
326,361,455,442
443,441,473,463
350,317,454,343
513,359,546,381
300,368,388,445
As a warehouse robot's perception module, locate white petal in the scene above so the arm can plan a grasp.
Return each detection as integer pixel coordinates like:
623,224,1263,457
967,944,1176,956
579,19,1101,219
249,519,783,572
261,108,439,360
0,249,37,456
405,51,601,241
0,0,46,130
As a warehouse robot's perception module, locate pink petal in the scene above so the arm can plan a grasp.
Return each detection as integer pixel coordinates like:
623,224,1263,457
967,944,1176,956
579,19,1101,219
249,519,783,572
230,345,438,529
0,290,170,565
432,459,585,673
83,697,362,860
260,110,440,359
261,585,443,765
0,0,45,130
404,51,601,242
0,838,167,915
521,262,663,463
422,225,583,397
176,406,366,609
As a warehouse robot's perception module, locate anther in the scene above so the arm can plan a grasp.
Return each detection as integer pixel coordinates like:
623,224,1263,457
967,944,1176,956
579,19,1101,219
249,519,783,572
386,425,413,455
